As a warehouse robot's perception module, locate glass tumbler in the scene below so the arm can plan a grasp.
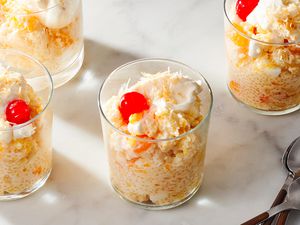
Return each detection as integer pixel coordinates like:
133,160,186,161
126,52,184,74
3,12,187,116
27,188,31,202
224,0,300,115
98,58,213,209
0,49,53,200
0,0,84,88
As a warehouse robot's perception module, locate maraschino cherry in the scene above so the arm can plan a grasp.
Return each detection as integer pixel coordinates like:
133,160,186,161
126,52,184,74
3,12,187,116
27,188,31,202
236,0,259,22
5,99,31,125
119,92,149,122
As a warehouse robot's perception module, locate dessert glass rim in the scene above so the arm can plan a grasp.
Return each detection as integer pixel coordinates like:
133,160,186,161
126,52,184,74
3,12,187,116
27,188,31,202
98,58,213,143
0,48,53,132
223,0,300,46
0,2,62,16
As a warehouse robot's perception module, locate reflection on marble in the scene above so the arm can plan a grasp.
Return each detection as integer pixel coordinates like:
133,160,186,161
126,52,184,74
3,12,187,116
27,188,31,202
0,0,300,224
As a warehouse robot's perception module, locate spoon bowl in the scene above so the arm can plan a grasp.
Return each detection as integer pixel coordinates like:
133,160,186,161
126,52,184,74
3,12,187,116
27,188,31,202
284,137,300,176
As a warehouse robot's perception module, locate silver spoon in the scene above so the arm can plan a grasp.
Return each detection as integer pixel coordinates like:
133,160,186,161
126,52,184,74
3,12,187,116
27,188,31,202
275,136,300,225
261,137,300,225
241,177,300,225
284,136,300,177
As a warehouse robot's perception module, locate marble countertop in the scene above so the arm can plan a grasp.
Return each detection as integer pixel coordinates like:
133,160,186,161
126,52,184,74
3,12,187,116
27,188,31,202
1,0,300,224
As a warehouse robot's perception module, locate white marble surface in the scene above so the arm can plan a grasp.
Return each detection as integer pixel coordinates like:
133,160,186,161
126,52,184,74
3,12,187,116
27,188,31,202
1,0,300,224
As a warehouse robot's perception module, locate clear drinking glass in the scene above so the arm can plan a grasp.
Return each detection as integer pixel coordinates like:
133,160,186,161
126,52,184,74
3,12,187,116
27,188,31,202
0,49,53,200
224,0,300,115
0,0,84,88
98,58,213,209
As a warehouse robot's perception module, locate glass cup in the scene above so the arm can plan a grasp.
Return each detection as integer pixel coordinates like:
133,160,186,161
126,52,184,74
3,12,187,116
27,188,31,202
224,0,300,115
0,49,53,200
0,0,84,88
98,58,213,209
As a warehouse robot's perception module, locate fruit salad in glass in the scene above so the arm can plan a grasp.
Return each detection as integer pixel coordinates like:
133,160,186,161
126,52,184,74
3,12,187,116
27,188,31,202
0,50,53,200
0,0,83,87
224,0,300,115
99,59,213,209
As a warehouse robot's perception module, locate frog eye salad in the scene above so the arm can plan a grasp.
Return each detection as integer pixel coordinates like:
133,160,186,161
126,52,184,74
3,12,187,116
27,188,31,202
0,50,53,201
99,59,212,209
224,0,300,115
0,0,84,87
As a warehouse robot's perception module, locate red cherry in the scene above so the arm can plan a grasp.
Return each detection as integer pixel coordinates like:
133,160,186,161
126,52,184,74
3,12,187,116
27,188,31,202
5,99,31,125
236,0,259,22
119,92,149,122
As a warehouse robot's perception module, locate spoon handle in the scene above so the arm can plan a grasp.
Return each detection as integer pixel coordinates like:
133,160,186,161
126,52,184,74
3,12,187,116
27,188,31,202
241,202,291,225
275,174,300,225
276,211,289,225
262,189,287,225
262,175,293,225
241,212,269,225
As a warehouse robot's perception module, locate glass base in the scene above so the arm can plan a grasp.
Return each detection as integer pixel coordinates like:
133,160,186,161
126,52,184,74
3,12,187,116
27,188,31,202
0,169,51,201
228,87,300,116
52,46,84,88
111,176,203,210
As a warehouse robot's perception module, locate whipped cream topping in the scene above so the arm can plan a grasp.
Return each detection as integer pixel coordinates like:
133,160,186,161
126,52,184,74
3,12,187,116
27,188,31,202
171,77,202,112
255,58,282,77
0,67,38,143
133,71,202,114
265,67,281,77
0,119,36,144
248,40,262,58
247,0,283,30
0,119,12,143
127,111,158,137
17,0,80,29
127,120,143,136
244,0,300,43
0,72,24,115
13,124,36,139
106,71,203,140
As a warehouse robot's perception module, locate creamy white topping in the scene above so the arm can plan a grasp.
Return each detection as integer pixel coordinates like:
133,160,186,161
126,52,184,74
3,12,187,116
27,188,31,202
127,120,144,136
0,120,37,143
247,0,283,30
248,40,262,58
0,73,23,115
0,66,38,142
171,77,199,111
18,0,80,29
152,98,168,115
128,111,158,137
0,119,12,144
135,72,202,114
105,71,203,145
13,124,36,139
244,0,300,43
255,58,282,77
126,72,202,137
265,67,282,77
